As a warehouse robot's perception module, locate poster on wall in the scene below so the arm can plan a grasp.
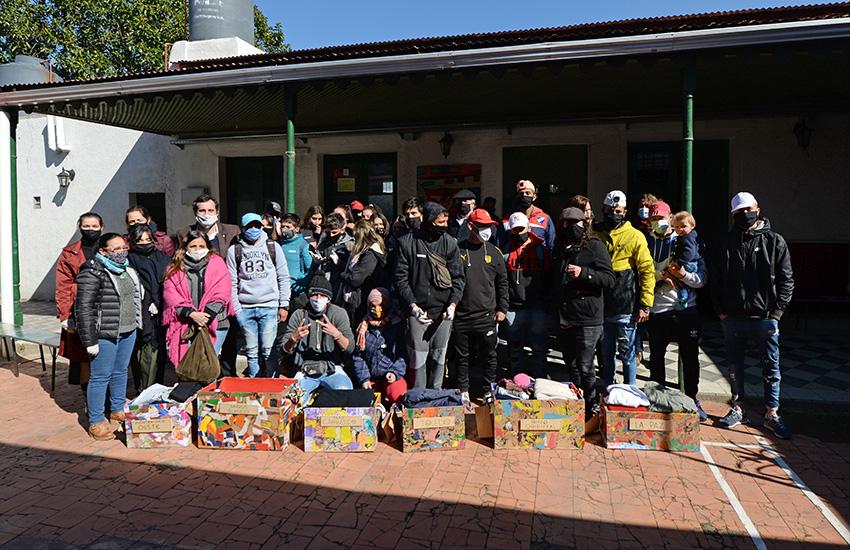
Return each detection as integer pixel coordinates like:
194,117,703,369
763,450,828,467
416,164,482,208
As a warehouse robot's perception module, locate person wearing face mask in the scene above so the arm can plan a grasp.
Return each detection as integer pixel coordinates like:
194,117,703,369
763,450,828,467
631,193,658,236
127,224,170,391
283,275,355,393
338,220,388,328
162,231,234,373
502,212,552,379
56,212,103,397
313,213,355,298
370,212,390,242
499,180,556,251
75,233,143,440
301,205,325,248
713,192,794,439
593,190,655,386
277,213,314,308
352,288,408,404
394,201,465,389
554,207,614,417
125,205,175,256
447,189,477,241
644,200,709,421
176,194,240,254
453,208,509,402
227,213,291,378
261,201,284,241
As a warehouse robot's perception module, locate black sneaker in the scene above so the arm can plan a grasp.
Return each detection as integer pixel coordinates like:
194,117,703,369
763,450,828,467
764,414,792,440
717,407,747,429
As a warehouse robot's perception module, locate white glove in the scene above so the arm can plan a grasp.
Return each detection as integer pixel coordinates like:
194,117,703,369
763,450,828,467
329,251,340,265
148,303,159,315
411,305,433,326
86,345,100,357
443,304,456,321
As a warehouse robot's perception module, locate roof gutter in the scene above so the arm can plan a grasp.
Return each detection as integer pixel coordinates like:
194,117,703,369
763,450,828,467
2,17,850,107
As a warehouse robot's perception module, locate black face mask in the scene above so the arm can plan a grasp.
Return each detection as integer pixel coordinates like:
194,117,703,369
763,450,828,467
734,210,759,230
514,194,534,211
564,224,585,242
80,229,101,245
406,217,422,230
134,242,156,256
602,211,624,229
515,232,530,244
457,203,472,216
429,224,447,236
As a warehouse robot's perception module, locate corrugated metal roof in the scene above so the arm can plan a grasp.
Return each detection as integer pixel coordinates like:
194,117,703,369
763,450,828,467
2,2,849,92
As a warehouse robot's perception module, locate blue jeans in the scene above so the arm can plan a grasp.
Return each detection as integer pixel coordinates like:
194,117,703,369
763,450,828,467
722,316,781,409
676,260,698,309
237,307,279,377
87,331,136,425
295,367,354,406
602,314,637,385
503,308,548,378
213,327,228,356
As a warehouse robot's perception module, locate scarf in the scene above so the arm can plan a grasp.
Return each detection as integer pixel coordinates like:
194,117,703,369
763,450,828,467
96,252,128,274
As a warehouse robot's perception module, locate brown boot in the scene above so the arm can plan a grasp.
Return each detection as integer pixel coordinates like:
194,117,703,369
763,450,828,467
109,411,126,423
88,421,115,441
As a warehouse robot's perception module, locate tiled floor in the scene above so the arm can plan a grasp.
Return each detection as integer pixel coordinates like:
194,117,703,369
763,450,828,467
2,356,850,549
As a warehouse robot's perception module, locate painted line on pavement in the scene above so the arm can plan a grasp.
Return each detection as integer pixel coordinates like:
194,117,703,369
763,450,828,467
702,441,763,450
700,443,767,550
754,435,850,545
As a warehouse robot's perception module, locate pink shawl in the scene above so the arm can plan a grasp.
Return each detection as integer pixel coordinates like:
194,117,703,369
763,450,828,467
162,254,235,367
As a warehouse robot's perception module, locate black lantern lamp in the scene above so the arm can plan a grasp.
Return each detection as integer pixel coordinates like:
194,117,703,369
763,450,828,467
57,168,75,188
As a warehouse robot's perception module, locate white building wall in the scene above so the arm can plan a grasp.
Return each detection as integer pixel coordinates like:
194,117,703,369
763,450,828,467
14,112,850,301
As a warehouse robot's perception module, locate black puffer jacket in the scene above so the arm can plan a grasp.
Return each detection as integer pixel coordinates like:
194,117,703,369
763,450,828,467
555,237,615,327
75,259,143,348
711,217,794,320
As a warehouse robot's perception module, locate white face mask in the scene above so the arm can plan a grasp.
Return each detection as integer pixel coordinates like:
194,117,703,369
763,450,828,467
477,227,492,242
310,296,329,312
196,214,218,228
186,249,209,261
638,207,650,219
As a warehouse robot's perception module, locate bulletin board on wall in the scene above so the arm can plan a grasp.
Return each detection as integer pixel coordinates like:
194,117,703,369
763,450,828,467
415,164,482,208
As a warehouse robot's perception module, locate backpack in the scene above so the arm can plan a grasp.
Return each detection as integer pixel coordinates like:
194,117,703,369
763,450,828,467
235,240,276,266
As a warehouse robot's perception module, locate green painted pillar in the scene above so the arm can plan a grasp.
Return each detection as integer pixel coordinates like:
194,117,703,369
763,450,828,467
682,65,696,212
9,112,21,326
284,89,296,214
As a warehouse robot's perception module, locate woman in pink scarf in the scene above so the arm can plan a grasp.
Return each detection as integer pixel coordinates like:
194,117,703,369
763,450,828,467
162,230,234,368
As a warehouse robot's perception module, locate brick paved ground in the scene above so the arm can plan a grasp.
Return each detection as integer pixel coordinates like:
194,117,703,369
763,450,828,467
2,355,850,549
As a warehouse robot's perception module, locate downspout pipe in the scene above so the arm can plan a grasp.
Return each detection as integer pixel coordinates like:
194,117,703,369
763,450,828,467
682,65,696,212
0,109,21,325
284,89,296,214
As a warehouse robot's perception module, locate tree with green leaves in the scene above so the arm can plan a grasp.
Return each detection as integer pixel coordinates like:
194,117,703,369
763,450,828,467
0,0,289,81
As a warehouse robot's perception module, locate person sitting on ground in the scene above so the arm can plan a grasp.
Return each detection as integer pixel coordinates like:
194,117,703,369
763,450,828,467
353,288,408,404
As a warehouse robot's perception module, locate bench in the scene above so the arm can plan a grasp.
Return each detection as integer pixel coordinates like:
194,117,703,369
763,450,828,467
0,323,60,395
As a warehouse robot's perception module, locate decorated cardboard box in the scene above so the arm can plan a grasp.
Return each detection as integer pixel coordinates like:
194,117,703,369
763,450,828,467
493,399,585,450
400,406,466,453
303,395,380,452
124,401,193,449
196,377,296,451
602,405,700,451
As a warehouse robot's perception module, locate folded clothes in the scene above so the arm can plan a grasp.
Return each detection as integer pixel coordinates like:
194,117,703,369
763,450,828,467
310,388,376,408
533,378,579,400
168,382,204,403
499,379,529,394
605,384,651,408
495,387,530,400
643,381,698,413
131,383,176,406
402,388,463,408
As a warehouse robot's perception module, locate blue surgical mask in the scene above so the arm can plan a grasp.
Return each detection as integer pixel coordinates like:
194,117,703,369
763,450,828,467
638,207,650,219
243,227,263,241
652,219,670,235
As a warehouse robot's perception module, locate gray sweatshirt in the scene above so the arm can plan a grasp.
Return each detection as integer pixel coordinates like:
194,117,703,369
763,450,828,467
226,233,291,313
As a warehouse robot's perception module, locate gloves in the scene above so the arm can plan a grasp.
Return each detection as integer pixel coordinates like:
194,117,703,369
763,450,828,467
443,304,456,321
411,305,433,326
329,251,340,265
86,345,100,357
148,303,159,315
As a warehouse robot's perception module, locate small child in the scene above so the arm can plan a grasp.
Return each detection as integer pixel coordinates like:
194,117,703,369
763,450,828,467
353,288,409,404
670,211,701,310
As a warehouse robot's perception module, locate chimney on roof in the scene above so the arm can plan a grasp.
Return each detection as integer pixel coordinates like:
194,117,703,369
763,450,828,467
168,0,262,70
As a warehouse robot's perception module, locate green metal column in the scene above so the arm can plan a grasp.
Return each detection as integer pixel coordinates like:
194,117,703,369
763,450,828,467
284,89,296,214
682,65,696,212
9,112,22,326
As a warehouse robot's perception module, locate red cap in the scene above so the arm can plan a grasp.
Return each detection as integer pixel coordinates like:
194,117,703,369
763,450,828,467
468,208,498,226
350,200,365,212
649,200,671,218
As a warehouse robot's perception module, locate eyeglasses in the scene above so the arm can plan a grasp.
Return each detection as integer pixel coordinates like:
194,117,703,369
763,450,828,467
105,246,129,252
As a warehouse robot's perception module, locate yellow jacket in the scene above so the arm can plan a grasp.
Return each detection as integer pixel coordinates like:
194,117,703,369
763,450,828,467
593,221,655,314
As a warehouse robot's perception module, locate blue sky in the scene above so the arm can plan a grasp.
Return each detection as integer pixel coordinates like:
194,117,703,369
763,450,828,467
254,0,826,50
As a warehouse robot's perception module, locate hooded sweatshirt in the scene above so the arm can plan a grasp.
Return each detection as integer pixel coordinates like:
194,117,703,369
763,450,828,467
280,233,314,296
226,232,291,314
593,220,655,316
456,238,509,329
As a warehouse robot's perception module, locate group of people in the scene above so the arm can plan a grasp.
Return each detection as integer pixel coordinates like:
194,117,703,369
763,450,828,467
55,181,794,441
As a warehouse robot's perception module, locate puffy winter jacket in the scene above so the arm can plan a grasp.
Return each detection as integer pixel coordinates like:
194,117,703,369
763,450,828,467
555,238,615,327
593,220,655,316
711,217,794,320
338,243,388,323
352,321,407,385
74,259,143,348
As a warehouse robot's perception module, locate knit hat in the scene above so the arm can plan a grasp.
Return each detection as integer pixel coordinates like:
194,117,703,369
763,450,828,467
367,287,391,305
307,275,333,298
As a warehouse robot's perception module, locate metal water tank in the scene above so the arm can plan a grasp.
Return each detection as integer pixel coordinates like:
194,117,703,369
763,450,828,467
0,55,57,87
189,0,255,44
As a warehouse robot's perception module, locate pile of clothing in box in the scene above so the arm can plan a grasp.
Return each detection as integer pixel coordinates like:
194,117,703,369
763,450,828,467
604,382,697,413
492,374,582,401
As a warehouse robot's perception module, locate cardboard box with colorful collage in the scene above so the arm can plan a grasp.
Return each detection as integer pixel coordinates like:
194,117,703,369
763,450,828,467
601,405,700,451
400,405,466,452
304,394,380,452
124,401,193,449
492,398,585,450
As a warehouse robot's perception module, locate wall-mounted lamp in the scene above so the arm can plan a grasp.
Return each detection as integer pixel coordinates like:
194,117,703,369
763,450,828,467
57,168,75,188
438,132,454,158
793,119,812,150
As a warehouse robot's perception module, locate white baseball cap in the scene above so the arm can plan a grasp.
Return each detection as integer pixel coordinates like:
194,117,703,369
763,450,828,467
508,212,529,229
730,192,758,213
603,190,627,208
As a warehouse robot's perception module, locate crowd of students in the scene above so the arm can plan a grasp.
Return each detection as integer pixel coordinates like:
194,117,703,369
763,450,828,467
54,182,795,441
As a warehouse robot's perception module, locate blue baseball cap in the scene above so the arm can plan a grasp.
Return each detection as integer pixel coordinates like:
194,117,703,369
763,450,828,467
241,213,262,227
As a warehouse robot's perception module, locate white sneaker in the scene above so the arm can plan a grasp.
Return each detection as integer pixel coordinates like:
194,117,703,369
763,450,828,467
461,391,470,404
